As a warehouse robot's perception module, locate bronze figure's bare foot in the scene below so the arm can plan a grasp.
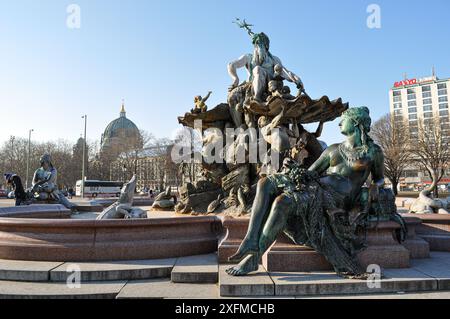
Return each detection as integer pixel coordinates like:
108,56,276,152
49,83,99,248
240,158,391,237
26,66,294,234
226,254,259,276
228,240,258,263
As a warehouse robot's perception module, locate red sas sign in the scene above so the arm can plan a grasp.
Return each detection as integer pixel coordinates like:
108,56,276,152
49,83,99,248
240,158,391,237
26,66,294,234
394,79,417,87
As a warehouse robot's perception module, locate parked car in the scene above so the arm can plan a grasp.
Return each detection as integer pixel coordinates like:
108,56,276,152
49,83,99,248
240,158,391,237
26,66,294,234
7,191,15,199
0,189,7,198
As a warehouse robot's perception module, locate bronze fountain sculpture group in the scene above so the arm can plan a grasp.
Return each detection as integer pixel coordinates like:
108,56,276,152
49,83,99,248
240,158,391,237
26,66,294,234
177,20,406,278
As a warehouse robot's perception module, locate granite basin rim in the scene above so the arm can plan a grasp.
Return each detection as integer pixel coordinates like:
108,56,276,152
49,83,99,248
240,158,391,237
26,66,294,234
0,216,223,262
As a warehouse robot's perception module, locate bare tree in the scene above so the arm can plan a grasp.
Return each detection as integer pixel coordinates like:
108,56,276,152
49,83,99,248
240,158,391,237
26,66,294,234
371,114,411,196
0,137,86,190
409,117,450,198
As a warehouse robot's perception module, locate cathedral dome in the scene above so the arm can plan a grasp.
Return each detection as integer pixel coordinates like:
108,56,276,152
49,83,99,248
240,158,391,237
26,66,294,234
101,102,140,150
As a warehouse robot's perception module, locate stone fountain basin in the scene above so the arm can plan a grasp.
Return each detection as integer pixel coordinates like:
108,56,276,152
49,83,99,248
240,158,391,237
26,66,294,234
0,205,223,262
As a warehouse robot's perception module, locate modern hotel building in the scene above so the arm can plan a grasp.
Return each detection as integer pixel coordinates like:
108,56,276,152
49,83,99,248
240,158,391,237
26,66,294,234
389,74,450,190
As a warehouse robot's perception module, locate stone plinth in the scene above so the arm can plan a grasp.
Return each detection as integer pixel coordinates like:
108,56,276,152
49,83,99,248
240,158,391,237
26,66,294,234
91,198,154,208
355,221,410,269
262,234,331,272
218,217,250,263
403,217,430,258
402,214,450,252
0,205,71,219
72,203,104,213
220,217,412,272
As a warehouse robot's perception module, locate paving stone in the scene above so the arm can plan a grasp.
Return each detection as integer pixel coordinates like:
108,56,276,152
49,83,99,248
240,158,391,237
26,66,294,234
430,252,450,264
117,279,218,299
171,254,218,283
300,291,450,299
270,268,437,296
0,260,63,282
50,258,176,282
0,280,126,299
411,258,450,290
219,265,274,297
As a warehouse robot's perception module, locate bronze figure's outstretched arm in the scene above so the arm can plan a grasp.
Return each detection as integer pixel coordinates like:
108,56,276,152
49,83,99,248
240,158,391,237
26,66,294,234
202,91,212,103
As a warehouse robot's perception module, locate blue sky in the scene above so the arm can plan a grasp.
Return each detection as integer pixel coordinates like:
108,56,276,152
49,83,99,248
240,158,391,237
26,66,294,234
0,0,449,146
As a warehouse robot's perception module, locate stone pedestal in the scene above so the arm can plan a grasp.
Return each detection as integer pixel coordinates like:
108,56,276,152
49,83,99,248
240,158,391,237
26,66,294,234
403,217,430,258
219,216,415,271
262,234,331,272
402,213,450,252
0,205,71,219
218,217,250,264
354,221,410,269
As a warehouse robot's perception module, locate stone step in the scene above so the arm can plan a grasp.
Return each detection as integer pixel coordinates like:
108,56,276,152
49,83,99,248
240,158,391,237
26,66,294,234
0,260,64,282
0,258,176,282
218,256,450,297
50,258,176,282
270,268,437,297
171,254,218,284
303,291,450,299
421,235,450,252
0,280,126,299
116,278,218,299
219,265,275,297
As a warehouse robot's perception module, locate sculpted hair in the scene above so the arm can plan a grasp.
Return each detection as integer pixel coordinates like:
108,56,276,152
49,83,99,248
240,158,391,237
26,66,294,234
342,107,373,149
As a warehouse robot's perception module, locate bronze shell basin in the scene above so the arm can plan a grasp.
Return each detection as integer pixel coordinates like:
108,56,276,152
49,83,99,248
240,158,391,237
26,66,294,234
0,205,223,262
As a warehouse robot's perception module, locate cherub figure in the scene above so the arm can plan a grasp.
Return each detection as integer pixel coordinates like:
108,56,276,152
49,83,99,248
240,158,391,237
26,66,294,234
267,80,284,99
191,91,212,114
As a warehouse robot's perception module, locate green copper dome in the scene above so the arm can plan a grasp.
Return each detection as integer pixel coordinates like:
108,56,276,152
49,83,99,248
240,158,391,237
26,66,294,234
101,102,140,149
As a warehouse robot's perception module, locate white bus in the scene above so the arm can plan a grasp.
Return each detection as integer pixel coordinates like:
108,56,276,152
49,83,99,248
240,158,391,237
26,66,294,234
75,180,124,198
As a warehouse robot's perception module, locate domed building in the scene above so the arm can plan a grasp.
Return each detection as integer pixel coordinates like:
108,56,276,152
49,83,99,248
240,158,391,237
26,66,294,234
101,101,141,153
96,101,180,191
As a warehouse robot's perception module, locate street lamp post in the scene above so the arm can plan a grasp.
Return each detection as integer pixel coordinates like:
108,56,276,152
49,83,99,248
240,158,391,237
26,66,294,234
25,129,34,189
81,115,87,198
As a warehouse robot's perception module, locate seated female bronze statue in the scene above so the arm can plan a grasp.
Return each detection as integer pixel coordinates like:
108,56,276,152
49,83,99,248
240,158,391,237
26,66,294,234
226,107,404,278
30,154,75,210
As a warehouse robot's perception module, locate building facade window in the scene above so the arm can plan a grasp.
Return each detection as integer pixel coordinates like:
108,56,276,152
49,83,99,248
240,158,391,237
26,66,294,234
394,116,403,122
393,90,402,96
408,101,417,107
394,103,402,109
440,110,449,117
424,112,433,118
408,107,417,113
439,96,448,103
393,96,402,102
422,92,432,98
423,105,433,112
404,170,419,178
409,114,418,120
438,89,448,96
438,83,447,90
440,103,449,110
423,98,433,105
394,109,403,116
422,86,431,92
407,94,416,101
